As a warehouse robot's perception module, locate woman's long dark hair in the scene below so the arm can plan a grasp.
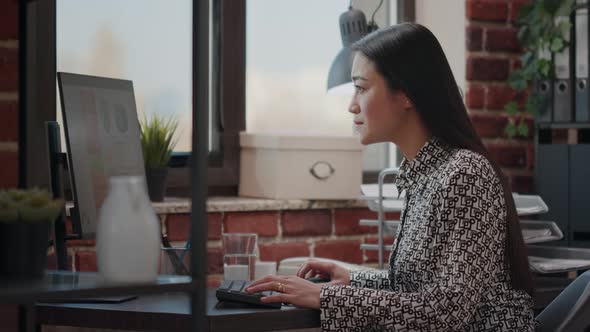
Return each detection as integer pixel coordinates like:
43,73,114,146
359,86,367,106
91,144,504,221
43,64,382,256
352,23,533,296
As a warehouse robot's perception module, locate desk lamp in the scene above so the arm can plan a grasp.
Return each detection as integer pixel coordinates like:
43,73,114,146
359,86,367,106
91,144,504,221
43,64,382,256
327,0,383,95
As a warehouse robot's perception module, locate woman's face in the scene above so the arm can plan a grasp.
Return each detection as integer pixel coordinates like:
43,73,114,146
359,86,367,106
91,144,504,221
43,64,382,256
348,53,410,145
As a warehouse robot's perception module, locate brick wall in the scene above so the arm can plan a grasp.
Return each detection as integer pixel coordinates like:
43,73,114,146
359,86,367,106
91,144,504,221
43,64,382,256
58,209,399,287
0,0,19,191
0,1,19,330
466,0,534,193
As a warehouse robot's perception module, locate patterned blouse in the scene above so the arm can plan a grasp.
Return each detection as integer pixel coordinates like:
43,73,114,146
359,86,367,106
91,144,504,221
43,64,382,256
319,136,535,331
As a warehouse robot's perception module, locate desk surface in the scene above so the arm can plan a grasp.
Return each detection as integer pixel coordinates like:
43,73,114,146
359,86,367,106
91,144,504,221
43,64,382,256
37,277,572,332
37,289,321,332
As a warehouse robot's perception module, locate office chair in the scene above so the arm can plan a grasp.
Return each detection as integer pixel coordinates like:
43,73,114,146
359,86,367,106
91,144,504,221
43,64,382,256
535,270,590,331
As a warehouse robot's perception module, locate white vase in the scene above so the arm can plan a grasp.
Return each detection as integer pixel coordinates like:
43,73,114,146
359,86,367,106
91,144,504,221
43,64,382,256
96,176,161,284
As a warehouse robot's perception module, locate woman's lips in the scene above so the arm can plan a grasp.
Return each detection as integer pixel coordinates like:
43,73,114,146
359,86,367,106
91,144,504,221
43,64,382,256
354,121,364,125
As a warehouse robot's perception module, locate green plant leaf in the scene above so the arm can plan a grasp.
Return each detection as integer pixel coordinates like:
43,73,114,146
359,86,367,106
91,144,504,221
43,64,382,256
525,96,539,116
505,123,517,139
555,0,576,16
505,101,519,116
517,122,530,137
537,58,551,78
140,113,179,169
550,37,564,52
516,3,534,24
520,51,534,66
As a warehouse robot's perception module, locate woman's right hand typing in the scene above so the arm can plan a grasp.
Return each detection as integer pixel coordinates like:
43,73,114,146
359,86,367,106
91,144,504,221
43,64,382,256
296,259,350,286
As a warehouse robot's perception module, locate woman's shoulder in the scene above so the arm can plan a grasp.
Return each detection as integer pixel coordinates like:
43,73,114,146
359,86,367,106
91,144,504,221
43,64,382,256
444,148,497,179
436,148,502,193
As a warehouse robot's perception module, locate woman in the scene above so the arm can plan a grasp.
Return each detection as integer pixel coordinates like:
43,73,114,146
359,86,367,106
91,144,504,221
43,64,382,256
246,23,535,331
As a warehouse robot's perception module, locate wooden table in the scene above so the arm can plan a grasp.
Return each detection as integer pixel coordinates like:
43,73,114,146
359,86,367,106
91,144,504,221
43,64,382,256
37,289,321,332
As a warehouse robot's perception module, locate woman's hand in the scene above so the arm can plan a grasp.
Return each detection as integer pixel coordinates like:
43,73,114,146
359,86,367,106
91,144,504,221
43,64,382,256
296,259,350,286
245,275,322,309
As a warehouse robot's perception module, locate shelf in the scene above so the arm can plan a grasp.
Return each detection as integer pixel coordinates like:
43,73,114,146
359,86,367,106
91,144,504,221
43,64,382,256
521,220,564,244
537,122,590,129
360,244,393,251
359,219,400,234
0,270,194,303
528,245,590,274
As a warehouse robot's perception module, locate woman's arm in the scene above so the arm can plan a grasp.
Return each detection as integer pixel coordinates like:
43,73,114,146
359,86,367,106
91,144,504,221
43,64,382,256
349,269,390,290
319,163,506,331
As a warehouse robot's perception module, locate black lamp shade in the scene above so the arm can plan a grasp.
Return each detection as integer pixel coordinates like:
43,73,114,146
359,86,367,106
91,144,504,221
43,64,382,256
327,7,368,93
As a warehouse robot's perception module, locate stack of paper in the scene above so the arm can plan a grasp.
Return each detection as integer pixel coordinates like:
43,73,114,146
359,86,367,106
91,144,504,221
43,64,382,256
529,256,590,273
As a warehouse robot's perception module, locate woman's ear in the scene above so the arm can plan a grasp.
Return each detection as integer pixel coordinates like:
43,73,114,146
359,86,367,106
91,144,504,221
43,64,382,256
401,93,413,109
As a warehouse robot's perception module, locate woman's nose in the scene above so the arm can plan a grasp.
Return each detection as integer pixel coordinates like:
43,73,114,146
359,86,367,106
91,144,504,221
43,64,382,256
348,100,359,114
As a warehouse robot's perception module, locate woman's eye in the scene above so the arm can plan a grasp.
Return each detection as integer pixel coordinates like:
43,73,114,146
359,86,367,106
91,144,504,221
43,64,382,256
354,85,365,93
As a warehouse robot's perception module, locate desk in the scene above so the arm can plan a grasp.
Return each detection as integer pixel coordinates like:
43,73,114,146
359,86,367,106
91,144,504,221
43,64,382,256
37,277,571,331
37,289,321,332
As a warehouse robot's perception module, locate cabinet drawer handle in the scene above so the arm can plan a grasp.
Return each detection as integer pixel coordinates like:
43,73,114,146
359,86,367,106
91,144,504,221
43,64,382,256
309,161,335,180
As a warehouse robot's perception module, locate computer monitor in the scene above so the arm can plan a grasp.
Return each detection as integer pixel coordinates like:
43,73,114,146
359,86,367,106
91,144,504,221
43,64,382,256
57,72,146,238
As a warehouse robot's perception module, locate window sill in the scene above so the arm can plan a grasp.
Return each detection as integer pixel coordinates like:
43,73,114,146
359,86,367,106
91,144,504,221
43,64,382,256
152,196,370,214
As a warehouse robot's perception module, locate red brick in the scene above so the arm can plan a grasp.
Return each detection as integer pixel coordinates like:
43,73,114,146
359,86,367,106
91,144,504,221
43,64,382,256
0,48,18,91
466,0,509,22
485,27,520,52
510,0,532,23
224,211,278,237
165,213,222,242
207,247,223,274
486,143,527,168
75,251,97,272
470,112,508,138
467,57,510,81
364,236,395,263
0,151,18,189
207,275,223,288
314,240,362,264
485,85,527,110
281,210,331,236
466,84,485,109
466,25,483,51
334,209,400,236
259,242,310,263
510,174,534,194
67,239,96,247
0,100,18,141
510,57,522,72
0,0,18,40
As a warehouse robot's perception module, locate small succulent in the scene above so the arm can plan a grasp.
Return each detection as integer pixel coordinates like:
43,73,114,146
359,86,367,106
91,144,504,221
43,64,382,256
0,188,64,223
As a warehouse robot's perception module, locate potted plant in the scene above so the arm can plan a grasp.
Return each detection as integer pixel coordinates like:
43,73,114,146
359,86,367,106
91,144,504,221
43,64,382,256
140,113,179,202
503,0,580,138
0,188,64,280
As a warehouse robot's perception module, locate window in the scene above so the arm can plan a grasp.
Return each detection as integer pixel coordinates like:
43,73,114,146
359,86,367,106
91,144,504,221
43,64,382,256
246,0,399,181
56,0,193,152
54,0,245,196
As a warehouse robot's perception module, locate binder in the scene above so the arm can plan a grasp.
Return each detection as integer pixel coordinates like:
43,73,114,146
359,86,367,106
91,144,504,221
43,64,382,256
575,0,590,122
554,15,574,122
537,47,553,123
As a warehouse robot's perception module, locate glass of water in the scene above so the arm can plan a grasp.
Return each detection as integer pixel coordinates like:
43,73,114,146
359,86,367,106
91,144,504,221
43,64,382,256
222,233,258,281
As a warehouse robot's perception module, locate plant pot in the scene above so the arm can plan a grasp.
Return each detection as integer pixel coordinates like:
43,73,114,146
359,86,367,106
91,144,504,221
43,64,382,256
0,222,51,281
146,167,169,202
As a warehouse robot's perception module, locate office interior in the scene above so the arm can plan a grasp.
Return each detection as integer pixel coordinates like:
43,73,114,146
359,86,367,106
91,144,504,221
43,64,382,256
1,0,590,331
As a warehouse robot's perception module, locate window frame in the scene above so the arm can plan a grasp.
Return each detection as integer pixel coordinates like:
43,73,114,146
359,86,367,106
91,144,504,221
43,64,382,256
22,0,245,196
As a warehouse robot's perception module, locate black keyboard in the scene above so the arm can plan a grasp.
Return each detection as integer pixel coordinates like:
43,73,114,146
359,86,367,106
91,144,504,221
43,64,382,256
216,280,282,309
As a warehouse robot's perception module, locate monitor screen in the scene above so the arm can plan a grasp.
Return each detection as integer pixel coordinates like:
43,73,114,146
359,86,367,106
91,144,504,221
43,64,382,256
57,72,146,237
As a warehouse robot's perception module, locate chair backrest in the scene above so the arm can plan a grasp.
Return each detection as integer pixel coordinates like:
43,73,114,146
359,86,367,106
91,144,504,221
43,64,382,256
536,270,590,332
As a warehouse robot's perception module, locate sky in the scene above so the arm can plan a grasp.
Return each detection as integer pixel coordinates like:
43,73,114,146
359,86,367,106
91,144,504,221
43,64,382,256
56,0,362,152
